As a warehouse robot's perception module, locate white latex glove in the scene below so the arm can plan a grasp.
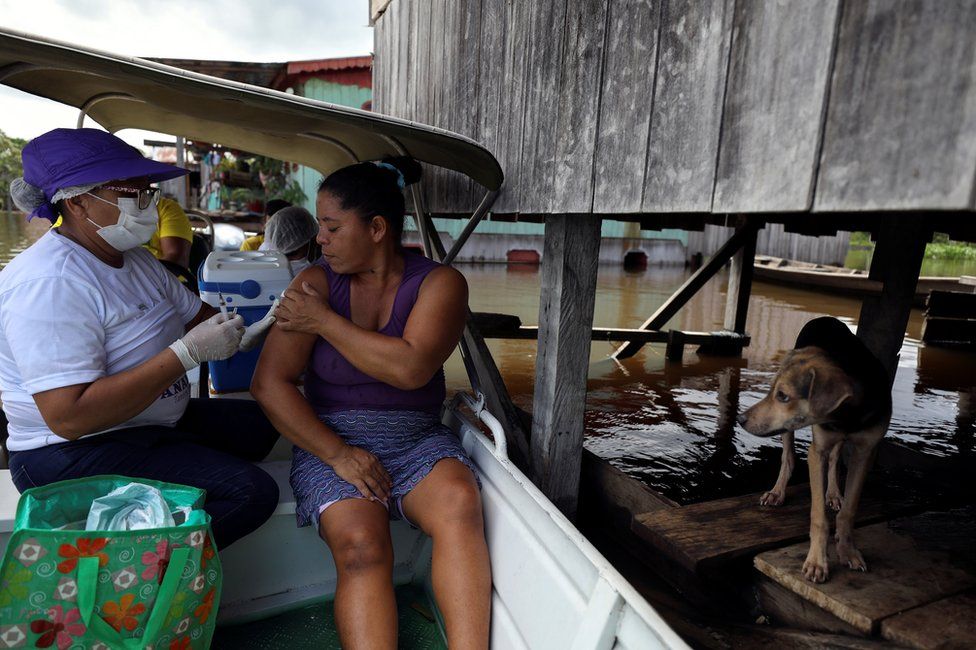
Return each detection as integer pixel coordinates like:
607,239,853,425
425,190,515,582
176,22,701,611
168,312,245,371
239,298,279,352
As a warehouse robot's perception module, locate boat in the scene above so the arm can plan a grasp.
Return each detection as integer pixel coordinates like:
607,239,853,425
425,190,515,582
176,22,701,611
753,255,967,305
0,28,687,648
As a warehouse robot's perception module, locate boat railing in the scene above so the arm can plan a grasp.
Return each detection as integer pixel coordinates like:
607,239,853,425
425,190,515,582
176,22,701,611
450,391,507,461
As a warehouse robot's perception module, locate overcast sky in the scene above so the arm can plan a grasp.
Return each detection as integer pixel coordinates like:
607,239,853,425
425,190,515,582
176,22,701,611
0,0,373,147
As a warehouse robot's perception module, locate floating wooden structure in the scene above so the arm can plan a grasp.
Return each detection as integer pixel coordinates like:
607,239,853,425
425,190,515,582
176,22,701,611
922,290,976,349
370,12,976,645
372,0,976,515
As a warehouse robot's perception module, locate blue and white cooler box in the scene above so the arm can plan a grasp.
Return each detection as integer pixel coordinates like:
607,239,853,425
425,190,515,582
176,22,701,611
198,250,292,392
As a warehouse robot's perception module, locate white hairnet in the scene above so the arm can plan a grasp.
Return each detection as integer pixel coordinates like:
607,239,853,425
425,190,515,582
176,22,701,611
264,206,317,254
9,178,97,213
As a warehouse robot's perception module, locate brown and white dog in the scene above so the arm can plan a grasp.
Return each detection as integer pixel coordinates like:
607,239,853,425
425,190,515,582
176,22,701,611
737,317,892,583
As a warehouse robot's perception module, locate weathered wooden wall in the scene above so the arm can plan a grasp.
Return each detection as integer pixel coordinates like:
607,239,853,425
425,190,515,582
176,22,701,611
689,225,851,266
373,0,976,219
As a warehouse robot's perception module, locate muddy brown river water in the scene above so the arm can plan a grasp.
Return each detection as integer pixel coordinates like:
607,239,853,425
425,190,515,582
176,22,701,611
3,213,974,504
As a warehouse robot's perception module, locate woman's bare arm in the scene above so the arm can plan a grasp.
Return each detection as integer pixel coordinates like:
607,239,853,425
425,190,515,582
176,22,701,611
276,266,468,390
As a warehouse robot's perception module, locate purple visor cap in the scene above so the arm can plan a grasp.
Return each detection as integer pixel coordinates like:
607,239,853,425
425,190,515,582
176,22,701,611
21,128,189,221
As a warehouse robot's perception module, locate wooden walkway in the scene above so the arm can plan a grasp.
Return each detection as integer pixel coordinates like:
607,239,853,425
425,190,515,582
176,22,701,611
755,508,976,647
578,441,974,648
630,479,925,576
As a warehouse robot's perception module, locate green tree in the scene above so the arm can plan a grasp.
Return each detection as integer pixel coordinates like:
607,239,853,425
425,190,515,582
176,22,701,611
0,129,27,212
251,155,307,207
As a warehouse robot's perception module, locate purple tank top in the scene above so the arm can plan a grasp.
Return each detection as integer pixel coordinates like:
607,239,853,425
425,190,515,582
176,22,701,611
305,251,446,414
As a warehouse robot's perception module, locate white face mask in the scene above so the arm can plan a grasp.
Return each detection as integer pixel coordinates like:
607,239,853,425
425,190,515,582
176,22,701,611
85,193,159,252
289,258,312,277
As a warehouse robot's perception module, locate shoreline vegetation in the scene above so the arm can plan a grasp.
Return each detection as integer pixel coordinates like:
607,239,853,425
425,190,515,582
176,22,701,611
851,231,976,262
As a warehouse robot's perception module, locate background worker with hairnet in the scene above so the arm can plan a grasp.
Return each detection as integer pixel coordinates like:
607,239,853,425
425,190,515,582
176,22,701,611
261,206,319,277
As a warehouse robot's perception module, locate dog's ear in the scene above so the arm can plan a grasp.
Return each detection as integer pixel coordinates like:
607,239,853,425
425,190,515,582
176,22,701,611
798,368,814,399
808,367,854,417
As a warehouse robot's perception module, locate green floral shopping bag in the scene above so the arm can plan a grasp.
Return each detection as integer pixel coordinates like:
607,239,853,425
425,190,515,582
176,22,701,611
0,475,221,650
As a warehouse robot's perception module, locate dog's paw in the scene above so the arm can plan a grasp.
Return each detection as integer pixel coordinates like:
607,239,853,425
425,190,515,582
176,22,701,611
802,549,830,583
760,490,786,507
837,543,867,572
826,492,843,512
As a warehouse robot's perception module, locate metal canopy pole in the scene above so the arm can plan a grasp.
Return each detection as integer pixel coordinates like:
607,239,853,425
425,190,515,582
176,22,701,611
383,136,531,468
298,132,360,164
409,183,436,259
75,93,142,128
443,190,499,265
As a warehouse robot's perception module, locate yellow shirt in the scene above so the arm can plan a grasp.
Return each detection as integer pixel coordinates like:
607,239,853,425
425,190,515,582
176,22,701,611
240,234,264,251
144,198,193,260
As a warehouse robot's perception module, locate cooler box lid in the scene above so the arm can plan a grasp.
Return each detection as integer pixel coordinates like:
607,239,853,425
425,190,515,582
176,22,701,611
199,250,292,304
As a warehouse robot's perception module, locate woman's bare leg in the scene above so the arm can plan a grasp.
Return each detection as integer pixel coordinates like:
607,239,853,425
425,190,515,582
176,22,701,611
402,459,491,650
319,498,397,650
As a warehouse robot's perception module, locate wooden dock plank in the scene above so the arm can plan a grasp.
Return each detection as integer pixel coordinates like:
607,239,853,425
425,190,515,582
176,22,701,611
754,509,976,635
880,590,976,650
632,481,924,574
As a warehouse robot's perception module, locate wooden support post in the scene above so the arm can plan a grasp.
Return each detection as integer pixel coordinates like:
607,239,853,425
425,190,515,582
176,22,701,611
531,215,602,519
666,330,686,362
613,221,761,360
724,221,758,333
857,217,930,382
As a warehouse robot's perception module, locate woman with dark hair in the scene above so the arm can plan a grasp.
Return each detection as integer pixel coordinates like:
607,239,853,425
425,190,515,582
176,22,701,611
252,158,490,649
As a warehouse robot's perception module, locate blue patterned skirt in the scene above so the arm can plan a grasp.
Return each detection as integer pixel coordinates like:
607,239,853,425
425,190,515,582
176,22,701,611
290,409,479,528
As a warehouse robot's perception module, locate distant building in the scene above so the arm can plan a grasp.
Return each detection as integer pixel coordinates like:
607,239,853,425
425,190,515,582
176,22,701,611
150,56,372,213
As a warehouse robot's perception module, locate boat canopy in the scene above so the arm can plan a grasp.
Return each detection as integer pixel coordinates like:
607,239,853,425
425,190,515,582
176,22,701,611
0,28,503,191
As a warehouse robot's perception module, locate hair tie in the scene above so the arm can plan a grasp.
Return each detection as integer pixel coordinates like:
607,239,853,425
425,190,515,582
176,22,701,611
373,161,406,189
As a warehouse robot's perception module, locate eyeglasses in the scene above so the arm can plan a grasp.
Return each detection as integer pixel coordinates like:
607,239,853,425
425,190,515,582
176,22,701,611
97,185,161,210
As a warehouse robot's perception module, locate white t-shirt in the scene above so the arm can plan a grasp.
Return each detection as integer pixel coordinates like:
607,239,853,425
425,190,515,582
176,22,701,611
0,230,202,451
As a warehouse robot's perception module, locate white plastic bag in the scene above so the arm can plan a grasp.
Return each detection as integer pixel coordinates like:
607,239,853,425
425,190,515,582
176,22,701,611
85,482,175,531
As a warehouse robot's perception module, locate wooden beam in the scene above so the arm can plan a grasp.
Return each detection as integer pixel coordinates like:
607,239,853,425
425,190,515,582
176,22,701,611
531,215,602,519
485,326,669,343
856,216,930,381
613,220,761,360
481,326,750,351
724,221,758,333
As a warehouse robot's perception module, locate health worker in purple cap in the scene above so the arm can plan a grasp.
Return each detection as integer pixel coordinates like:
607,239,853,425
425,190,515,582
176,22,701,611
0,128,279,549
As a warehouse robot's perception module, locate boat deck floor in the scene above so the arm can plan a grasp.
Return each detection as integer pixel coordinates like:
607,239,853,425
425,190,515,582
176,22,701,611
211,584,445,649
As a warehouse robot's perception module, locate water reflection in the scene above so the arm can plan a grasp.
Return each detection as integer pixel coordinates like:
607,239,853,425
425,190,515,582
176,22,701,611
0,212,50,267
3,213,973,505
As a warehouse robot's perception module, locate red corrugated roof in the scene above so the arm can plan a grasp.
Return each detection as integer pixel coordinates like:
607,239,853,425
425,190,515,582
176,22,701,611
286,56,372,75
